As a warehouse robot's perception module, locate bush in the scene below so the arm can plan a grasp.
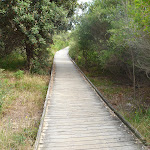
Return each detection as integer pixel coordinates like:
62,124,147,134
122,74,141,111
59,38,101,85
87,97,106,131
70,0,150,80
14,70,24,79
30,51,52,75
51,32,70,52
0,52,26,71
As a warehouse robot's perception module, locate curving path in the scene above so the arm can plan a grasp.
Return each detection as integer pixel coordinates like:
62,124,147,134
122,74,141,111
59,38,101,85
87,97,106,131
37,47,145,150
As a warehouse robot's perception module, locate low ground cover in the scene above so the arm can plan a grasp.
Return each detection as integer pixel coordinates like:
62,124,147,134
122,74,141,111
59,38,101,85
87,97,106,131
0,69,49,149
0,51,50,149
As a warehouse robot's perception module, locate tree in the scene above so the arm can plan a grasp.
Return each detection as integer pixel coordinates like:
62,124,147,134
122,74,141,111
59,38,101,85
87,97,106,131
0,0,77,70
130,0,150,78
70,0,150,81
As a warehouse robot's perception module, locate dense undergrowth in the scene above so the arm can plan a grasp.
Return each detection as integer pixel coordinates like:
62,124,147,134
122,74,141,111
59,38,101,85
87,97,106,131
70,0,150,87
50,32,70,53
0,32,69,149
69,0,150,144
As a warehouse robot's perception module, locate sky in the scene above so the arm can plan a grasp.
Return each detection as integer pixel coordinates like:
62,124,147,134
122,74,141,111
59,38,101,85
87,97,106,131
77,0,93,15
78,0,93,4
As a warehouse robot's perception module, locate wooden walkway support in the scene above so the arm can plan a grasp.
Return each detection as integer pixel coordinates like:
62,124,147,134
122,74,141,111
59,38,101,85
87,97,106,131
36,47,145,150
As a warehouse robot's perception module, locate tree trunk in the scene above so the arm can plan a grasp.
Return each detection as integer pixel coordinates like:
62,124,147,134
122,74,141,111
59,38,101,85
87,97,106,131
25,43,33,70
83,50,88,70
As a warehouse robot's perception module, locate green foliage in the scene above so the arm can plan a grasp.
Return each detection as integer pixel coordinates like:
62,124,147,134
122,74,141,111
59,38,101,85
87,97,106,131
50,32,70,52
13,133,26,145
70,0,150,79
28,31,71,75
125,107,150,142
0,52,26,71
0,0,77,72
98,50,114,68
69,41,85,66
0,40,58,75
0,79,4,112
14,70,24,79
12,127,38,146
70,1,150,143
30,56,50,75
23,127,38,141
132,0,150,33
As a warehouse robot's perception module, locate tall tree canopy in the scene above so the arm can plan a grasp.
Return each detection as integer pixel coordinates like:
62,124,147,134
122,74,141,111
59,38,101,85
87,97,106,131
0,0,77,69
70,0,150,80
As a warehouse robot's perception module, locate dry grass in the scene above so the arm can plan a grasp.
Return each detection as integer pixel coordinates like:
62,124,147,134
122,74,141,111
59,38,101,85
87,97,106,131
0,71,49,150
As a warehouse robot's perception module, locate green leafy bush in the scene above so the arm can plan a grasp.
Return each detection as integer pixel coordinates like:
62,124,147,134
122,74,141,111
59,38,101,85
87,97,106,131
0,52,26,71
51,32,70,52
30,55,51,75
70,0,150,79
0,0,77,70
14,70,24,79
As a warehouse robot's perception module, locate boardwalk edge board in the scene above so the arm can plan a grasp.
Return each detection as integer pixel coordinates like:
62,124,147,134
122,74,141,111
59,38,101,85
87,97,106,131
34,60,55,150
69,54,148,147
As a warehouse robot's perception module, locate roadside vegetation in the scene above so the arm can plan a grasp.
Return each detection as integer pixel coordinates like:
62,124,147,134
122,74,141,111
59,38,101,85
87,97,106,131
0,68,49,149
70,0,150,144
0,32,69,149
51,32,70,53
0,0,77,72
0,0,72,148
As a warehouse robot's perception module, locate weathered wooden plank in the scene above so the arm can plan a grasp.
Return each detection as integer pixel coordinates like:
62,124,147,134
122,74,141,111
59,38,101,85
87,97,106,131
37,47,145,150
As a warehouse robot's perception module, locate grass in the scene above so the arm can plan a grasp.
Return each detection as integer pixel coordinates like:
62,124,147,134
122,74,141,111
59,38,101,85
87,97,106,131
121,108,150,145
0,70,49,149
84,70,150,144
0,34,69,149
0,52,50,149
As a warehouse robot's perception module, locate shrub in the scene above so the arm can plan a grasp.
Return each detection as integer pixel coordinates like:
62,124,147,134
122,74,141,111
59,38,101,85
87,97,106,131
30,57,51,75
14,70,24,79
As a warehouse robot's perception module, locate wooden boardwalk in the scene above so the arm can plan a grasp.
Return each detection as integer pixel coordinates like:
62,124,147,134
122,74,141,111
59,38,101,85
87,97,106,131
37,47,145,150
